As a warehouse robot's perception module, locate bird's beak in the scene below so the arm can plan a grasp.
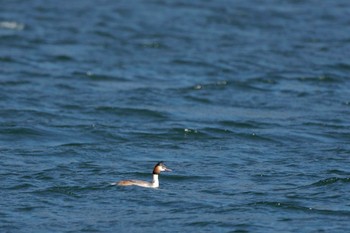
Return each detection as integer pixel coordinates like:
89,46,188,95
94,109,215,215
165,167,172,172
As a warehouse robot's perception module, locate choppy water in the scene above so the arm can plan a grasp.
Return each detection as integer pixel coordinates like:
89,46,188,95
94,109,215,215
1,0,350,232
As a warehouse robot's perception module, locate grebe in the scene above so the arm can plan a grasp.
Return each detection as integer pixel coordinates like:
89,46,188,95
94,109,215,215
112,162,171,188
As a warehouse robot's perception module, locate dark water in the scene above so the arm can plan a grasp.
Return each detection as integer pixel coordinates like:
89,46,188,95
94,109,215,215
1,0,350,232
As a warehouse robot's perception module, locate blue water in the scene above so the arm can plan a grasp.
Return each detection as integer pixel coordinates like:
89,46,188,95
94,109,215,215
1,0,350,232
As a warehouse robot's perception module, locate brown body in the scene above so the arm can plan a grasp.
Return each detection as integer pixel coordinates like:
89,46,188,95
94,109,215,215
118,180,136,186
117,179,157,187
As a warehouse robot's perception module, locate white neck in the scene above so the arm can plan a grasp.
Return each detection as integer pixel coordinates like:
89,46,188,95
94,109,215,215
152,174,159,188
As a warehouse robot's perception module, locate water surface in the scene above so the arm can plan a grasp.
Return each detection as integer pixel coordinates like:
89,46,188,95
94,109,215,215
1,0,350,232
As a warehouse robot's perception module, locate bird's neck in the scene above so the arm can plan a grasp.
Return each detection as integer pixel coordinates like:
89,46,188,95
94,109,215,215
152,174,159,187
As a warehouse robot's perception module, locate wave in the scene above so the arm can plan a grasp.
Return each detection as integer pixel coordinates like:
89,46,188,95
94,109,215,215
95,106,168,120
311,177,350,187
0,21,25,30
251,201,350,216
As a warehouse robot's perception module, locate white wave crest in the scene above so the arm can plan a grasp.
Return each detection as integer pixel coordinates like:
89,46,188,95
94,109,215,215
0,21,25,30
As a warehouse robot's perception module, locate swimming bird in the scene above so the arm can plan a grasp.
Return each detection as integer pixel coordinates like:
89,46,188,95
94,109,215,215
112,162,171,188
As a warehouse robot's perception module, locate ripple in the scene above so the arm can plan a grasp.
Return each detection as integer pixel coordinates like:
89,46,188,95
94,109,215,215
126,127,211,142
72,71,127,82
0,56,15,63
95,106,168,120
219,120,261,129
1,127,47,137
311,177,350,187
8,183,35,190
35,186,82,198
298,75,344,84
327,169,350,176
51,55,74,62
251,201,350,216
0,79,31,86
